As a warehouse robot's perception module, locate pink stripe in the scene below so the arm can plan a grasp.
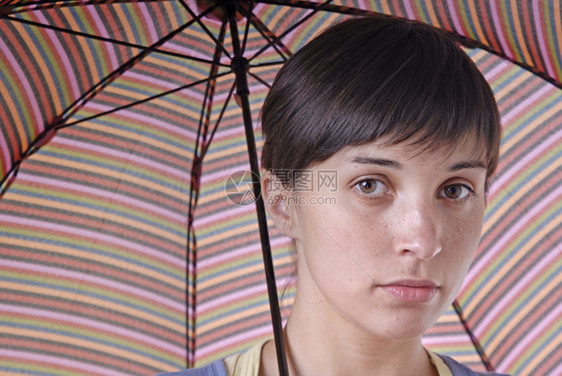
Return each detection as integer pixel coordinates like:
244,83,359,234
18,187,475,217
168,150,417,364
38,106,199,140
139,2,160,43
489,0,513,59
532,0,556,79
472,248,559,336
53,137,191,180
198,236,290,267
195,204,253,227
0,215,184,265
199,165,251,185
501,84,554,124
198,284,266,314
0,305,185,357
0,37,44,133
446,0,464,35
196,325,271,358
35,12,81,99
0,123,11,174
403,0,416,20
497,306,561,370
482,58,510,82
80,103,199,140
0,349,133,376
127,70,184,91
86,6,118,69
466,186,560,284
16,172,187,223
489,128,560,195
198,275,291,315
2,259,184,312
162,40,217,62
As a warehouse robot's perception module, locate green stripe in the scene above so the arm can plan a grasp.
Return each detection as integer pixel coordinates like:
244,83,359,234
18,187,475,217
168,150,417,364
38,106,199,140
1,226,184,278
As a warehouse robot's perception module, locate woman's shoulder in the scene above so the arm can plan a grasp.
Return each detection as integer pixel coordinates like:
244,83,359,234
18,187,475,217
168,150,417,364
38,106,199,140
157,340,266,376
438,354,510,376
156,359,228,376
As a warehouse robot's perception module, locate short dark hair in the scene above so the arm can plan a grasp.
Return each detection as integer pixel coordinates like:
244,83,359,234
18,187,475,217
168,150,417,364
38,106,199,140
261,16,501,187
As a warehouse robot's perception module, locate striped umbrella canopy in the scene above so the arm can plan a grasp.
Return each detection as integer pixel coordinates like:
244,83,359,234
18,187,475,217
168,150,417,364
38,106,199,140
0,0,560,375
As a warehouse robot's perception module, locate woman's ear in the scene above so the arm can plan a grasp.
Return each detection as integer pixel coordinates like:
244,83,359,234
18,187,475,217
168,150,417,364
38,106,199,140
261,170,298,239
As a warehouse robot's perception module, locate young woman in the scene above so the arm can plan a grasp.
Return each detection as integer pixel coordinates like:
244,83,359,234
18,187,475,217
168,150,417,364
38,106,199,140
163,15,506,376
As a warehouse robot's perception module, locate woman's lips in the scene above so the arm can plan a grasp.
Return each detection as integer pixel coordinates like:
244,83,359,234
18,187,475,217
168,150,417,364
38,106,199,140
379,280,438,303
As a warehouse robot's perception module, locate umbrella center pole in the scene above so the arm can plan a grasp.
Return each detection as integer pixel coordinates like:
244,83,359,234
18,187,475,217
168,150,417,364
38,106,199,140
225,2,290,376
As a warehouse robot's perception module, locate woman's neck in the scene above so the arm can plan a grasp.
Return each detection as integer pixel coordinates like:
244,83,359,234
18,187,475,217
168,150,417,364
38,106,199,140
260,299,438,376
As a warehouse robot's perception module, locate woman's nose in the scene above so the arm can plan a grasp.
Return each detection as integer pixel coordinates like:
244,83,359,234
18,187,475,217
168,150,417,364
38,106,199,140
392,202,443,259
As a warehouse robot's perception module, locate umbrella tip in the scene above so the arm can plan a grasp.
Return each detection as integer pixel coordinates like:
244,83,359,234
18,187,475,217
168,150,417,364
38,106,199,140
196,0,245,22
0,5,14,16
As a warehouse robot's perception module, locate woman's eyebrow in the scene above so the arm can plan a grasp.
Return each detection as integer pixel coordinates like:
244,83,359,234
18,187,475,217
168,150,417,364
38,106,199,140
351,157,401,169
449,161,486,171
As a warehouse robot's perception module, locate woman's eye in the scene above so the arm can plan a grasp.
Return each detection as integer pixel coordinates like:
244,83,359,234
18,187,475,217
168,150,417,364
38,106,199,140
440,184,474,200
356,179,388,195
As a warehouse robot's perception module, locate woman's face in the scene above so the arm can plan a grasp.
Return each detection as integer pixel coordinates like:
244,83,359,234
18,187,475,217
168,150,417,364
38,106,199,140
269,137,487,341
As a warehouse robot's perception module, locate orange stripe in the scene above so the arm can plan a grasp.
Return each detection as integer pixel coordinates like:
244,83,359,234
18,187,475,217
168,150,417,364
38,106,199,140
494,69,535,107
2,234,183,289
8,194,186,244
466,215,558,314
553,0,562,80
483,161,558,232
434,1,452,30
65,8,102,88
485,276,558,351
5,292,184,345
510,0,533,64
163,1,180,30
22,154,186,201
113,5,137,43
521,1,544,73
2,204,183,254
3,281,184,333
467,0,488,45
501,103,559,155
0,65,24,161
380,0,392,16
423,1,440,27
478,0,501,51
59,122,188,159
520,338,561,375
1,326,176,370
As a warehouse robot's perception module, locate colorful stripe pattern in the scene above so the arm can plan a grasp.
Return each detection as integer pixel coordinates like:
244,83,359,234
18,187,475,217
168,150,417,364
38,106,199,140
0,0,560,375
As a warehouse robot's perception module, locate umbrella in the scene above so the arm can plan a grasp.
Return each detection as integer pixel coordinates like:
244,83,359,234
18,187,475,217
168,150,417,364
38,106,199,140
0,0,560,375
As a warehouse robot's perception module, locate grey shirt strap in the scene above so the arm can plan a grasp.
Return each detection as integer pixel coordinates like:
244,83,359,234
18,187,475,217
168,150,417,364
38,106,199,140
156,359,228,376
160,355,510,376
439,354,510,376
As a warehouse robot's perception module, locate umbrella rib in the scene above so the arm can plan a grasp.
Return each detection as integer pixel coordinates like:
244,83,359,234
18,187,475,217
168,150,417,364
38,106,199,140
264,0,562,86
247,12,291,61
55,5,221,124
58,72,231,129
248,71,272,89
240,0,256,54
452,300,495,372
233,0,291,61
178,0,232,60
186,19,229,367
250,61,286,68
2,0,159,15
255,0,371,16
199,81,236,162
248,0,335,62
2,13,229,67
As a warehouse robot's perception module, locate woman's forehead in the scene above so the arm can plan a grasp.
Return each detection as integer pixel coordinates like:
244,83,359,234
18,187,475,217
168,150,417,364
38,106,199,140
338,134,489,163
